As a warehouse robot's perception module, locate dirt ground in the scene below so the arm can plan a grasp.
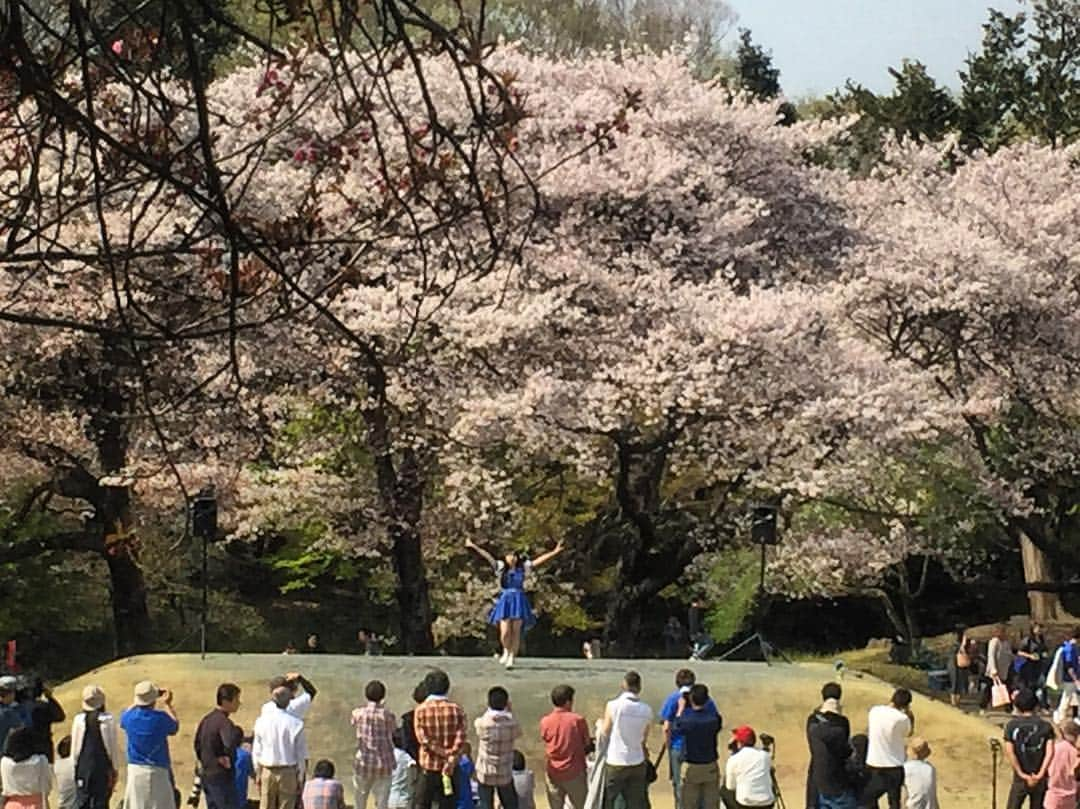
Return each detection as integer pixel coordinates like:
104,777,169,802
51,654,1003,808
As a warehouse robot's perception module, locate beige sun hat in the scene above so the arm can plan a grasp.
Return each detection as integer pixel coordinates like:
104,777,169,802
82,685,106,711
133,680,159,707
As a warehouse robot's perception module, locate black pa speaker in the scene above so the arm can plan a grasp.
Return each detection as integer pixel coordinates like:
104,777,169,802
751,505,778,545
191,488,218,541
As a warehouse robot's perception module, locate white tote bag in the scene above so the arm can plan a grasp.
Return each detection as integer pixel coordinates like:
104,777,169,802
1047,645,1065,691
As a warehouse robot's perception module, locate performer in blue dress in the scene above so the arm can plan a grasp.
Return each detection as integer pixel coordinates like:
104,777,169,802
464,537,565,669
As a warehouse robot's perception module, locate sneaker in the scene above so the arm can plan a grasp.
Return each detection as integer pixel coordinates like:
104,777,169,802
499,649,509,665
505,653,515,670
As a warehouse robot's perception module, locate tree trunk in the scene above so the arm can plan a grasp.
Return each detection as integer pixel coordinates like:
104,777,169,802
1021,531,1065,623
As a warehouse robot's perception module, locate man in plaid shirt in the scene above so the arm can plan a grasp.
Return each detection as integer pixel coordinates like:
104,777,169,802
413,670,467,809
474,687,522,809
301,760,346,809
352,680,397,809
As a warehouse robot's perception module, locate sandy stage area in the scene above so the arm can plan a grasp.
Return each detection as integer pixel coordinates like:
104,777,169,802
51,654,1001,807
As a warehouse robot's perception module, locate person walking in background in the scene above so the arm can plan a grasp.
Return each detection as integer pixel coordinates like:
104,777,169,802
1041,722,1078,809
512,752,535,809
401,683,427,764
301,760,346,809
901,738,938,809
262,673,318,722
1016,624,1048,698
948,628,971,709
352,680,397,809
988,624,1016,692
387,731,417,809
1004,689,1053,809
600,671,653,809
539,685,590,809
1053,629,1080,724
71,685,118,809
252,686,308,809
721,727,774,809
806,683,854,809
0,727,52,809
194,684,242,809
412,670,466,809
673,684,722,809
474,687,521,809
121,681,179,809
862,689,913,809
662,669,719,809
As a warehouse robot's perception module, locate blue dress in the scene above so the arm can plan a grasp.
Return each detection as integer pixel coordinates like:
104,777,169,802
487,561,537,627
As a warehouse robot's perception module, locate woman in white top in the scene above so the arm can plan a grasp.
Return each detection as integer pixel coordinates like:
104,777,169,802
1,727,53,809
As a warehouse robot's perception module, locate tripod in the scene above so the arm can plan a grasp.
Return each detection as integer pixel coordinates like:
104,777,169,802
715,539,791,665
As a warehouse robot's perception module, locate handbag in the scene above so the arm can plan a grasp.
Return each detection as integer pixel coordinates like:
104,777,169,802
991,682,1012,709
955,647,971,669
1047,645,1065,691
646,742,667,784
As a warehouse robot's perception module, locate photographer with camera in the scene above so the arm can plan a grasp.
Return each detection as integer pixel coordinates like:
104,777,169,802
672,684,721,809
862,689,913,809
0,677,23,758
16,677,65,762
805,683,854,809
261,673,318,721
121,682,180,809
721,727,774,809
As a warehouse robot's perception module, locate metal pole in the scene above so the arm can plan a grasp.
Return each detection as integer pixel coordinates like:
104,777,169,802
200,527,208,659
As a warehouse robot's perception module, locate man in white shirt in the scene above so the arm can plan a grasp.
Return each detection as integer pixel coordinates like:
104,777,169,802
863,689,914,809
721,726,774,809
253,687,309,809
600,671,653,809
260,673,317,721
902,738,938,809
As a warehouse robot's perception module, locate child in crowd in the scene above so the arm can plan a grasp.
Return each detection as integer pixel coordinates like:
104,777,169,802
54,736,76,809
233,731,256,809
511,751,535,809
457,742,477,809
1044,722,1080,809
388,730,417,809
301,760,347,809
902,738,939,809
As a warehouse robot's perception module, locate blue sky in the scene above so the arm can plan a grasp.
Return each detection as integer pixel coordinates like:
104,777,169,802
725,0,1025,98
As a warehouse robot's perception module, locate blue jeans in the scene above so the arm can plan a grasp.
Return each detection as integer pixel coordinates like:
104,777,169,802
669,745,684,809
203,776,239,809
818,792,857,809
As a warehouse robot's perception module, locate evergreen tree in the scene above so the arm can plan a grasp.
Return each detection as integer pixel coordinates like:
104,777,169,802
958,10,1030,152
732,28,796,124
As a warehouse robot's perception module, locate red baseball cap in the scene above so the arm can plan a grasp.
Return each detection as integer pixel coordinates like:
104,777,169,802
732,725,755,746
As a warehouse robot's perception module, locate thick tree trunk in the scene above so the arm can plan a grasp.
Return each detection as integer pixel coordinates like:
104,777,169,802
1020,531,1065,623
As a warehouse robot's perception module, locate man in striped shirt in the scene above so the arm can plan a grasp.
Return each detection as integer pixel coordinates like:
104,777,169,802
474,687,522,809
413,670,466,809
352,681,397,809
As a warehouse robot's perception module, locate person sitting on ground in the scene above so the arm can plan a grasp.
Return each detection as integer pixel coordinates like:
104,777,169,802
901,738,938,809
806,682,854,809
302,760,346,809
1,727,52,809
54,736,77,809
539,685,591,809
721,726,774,809
121,681,180,809
352,680,397,809
862,688,913,809
388,730,418,809
1041,721,1079,809
475,687,522,809
512,751,535,809
71,684,118,809
672,684,722,809
1004,688,1054,809
261,672,317,721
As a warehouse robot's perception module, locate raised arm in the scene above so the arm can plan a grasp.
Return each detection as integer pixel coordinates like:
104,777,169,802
531,539,565,569
464,538,498,568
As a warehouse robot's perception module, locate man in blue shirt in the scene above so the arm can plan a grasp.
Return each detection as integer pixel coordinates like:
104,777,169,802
121,681,180,809
0,676,25,755
660,670,719,809
672,686,721,809
1054,628,1080,723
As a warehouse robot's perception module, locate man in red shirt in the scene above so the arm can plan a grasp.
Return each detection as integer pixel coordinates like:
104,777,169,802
539,685,591,809
413,670,466,809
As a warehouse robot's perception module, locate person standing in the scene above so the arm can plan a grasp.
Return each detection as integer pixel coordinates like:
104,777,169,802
539,685,590,809
195,684,243,809
0,727,52,809
688,599,714,662
120,681,179,809
0,677,24,758
1003,689,1053,809
673,685,721,809
947,628,972,709
1016,624,1049,698
262,673,318,722
234,732,255,809
600,671,653,809
988,625,1017,692
901,739,938,809
351,681,397,809
387,731,417,809
70,685,118,809
401,683,428,764
862,689,913,809
806,683,854,809
18,679,65,762
721,727,774,809
661,670,718,809
412,670,466,809
1053,629,1080,724
252,687,308,809
1043,722,1080,809
663,619,688,659
512,752,535,809
474,687,522,809
55,736,77,809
